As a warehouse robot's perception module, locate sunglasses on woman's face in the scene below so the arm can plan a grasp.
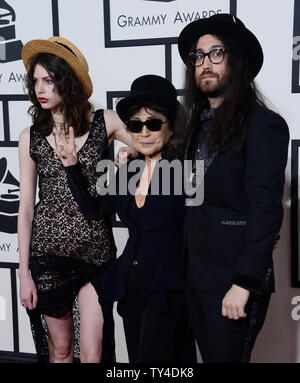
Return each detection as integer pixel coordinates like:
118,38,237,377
126,118,167,133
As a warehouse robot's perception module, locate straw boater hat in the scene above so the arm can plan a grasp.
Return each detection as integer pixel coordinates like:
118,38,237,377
178,13,263,78
22,36,93,98
116,74,179,123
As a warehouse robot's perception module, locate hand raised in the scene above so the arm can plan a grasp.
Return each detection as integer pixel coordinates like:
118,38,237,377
114,146,138,167
55,126,78,167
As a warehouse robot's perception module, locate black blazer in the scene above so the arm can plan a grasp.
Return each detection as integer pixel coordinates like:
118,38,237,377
65,152,186,312
184,105,289,295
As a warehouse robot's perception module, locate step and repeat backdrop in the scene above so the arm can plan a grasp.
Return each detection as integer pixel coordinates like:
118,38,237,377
0,0,300,362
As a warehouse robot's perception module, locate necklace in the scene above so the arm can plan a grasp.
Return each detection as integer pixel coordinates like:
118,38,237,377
53,120,68,135
189,142,201,183
53,120,64,128
52,121,78,160
52,120,68,160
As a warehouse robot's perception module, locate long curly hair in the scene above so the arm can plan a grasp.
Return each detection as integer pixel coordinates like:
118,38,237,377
184,34,266,154
127,100,187,161
25,52,92,137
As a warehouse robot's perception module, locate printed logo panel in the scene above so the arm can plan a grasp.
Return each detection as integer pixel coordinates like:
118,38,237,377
0,148,20,258
0,0,54,95
104,0,235,46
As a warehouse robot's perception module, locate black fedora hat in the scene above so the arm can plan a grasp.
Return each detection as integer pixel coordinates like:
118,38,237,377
116,74,179,123
178,13,263,78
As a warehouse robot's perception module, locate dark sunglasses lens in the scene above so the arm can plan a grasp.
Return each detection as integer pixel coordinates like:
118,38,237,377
127,120,143,132
145,119,163,131
127,119,163,132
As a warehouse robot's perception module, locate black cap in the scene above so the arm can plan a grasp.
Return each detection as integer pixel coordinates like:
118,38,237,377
116,74,179,123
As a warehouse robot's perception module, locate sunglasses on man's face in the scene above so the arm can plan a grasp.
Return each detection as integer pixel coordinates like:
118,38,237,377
126,118,167,133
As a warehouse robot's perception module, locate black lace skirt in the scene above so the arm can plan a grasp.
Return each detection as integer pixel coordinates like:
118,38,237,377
27,255,115,363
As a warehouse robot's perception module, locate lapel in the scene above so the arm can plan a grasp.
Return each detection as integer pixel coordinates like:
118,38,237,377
121,148,170,217
115,157,144,223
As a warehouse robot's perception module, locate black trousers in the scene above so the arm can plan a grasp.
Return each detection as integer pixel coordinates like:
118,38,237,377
186,285,271,363
118,260,196,363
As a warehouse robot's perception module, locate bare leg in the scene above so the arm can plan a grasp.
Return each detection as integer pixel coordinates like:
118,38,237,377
78,282,103,363
44,310,74,363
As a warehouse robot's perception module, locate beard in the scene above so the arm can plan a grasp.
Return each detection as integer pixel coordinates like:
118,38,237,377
197,71,228,98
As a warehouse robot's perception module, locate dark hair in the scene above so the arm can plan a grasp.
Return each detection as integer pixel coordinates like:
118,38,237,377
184,34,266,154
25,52,92,137
127,99,187,161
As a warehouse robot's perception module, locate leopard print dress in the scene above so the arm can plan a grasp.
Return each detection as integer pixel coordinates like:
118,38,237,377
27,109,116,362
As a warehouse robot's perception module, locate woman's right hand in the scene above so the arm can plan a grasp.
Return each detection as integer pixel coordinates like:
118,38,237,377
114,146,138,167
56,126,78,167
19,273,38,310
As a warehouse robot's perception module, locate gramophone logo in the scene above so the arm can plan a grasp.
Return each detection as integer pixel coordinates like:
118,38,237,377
0,0,23,63
0,158,20,234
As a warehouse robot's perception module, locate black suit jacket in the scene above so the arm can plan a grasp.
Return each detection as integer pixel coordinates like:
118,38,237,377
184,105,289,295
65,152,186,312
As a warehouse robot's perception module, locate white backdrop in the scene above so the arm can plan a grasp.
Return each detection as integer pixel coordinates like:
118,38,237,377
0,0,300,362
